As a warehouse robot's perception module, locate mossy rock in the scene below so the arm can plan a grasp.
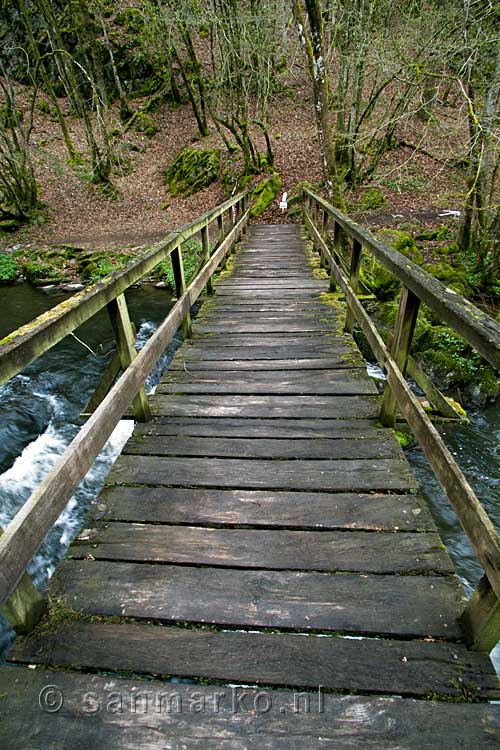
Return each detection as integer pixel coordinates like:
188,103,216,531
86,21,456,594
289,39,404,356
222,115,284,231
164,147,220,197
0,218,21,233
250,173,282,218
21,259,65,285
132,112,157,137
422,261,472,297
360,256,401,301
377,229,423,265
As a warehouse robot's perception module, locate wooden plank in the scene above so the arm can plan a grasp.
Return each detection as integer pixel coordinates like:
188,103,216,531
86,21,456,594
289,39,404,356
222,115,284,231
1,665,499,749
109,456,415,491
179,345,364,362
50,560,463,637
157,372,378,395
70,524,452,574
194,320,341,334
11,622,498,699
213,289,327,298
189,333,351,347
134,417,379,437
98,486,436,531
216,280,328,289
122,435,400,460
169,357,365,370
152,394,380,418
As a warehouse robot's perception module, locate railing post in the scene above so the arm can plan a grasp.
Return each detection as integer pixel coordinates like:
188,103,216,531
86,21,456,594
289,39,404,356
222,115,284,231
0,528,45,633
344,238,363,333
461,575,500,652
170,244,193,339
379,286,420,427
201,223,214,295
320,210,328,269
107,294,151,421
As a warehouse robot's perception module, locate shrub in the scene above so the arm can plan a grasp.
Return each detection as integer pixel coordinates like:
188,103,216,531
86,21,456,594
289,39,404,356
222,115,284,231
0,253,18,283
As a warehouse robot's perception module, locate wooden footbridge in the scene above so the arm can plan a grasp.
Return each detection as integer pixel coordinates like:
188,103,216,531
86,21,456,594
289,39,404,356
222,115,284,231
1,188,500,747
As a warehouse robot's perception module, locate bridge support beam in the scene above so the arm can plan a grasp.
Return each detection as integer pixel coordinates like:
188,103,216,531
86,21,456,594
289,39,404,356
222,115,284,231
0,530,45,633
379,287,420,427
201,224,214,296
171,245,193,340
107,295,151,422
461,575,500,652
345,238,362,334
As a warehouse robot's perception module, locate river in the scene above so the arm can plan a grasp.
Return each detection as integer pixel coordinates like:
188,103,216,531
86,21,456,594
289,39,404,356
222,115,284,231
0,283,499,672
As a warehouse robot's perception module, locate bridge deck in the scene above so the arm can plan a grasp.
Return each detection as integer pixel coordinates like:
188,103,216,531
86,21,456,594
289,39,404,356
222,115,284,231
1,224,498,747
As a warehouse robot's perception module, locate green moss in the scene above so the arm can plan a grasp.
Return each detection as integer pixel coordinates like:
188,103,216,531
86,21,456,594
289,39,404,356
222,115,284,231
133,112,157,137
394,429,415,448
360,256,401,301
360,187,387,211
115,7,144,33
249,173,281,217
164,147,220,197
154,238,203,290
377,228,423,265
422,261,472,297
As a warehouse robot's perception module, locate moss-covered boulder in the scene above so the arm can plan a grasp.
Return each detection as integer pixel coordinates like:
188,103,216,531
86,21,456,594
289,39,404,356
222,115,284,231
164,148,220,197
250,173,281,218
422,260,472,297
360,256,401,301
377,228,423,265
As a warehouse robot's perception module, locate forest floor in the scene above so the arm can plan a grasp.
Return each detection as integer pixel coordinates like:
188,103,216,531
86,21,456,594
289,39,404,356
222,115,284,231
0,78,468,258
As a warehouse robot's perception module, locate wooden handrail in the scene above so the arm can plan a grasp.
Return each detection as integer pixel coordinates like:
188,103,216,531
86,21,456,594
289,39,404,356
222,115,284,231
303,188,500,371
0,193,251,626
0,191,247,387
303,189,500,652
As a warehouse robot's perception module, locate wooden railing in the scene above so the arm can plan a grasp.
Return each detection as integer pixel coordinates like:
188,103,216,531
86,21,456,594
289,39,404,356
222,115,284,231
0,189,251,632
302,187,500,652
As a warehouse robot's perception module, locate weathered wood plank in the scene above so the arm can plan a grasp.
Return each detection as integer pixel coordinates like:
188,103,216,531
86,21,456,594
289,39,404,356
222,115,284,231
134,417,379,437
98,486,436,531
152,394,380,418
11,622,498,699
189,333,350,347
179,346,364,362
169,356,365,370
194,320,341,334
158,369,378,395
109,455,415,491
1,666,499,749
122,435,399,460
70,523,452,574
50,560,463,637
